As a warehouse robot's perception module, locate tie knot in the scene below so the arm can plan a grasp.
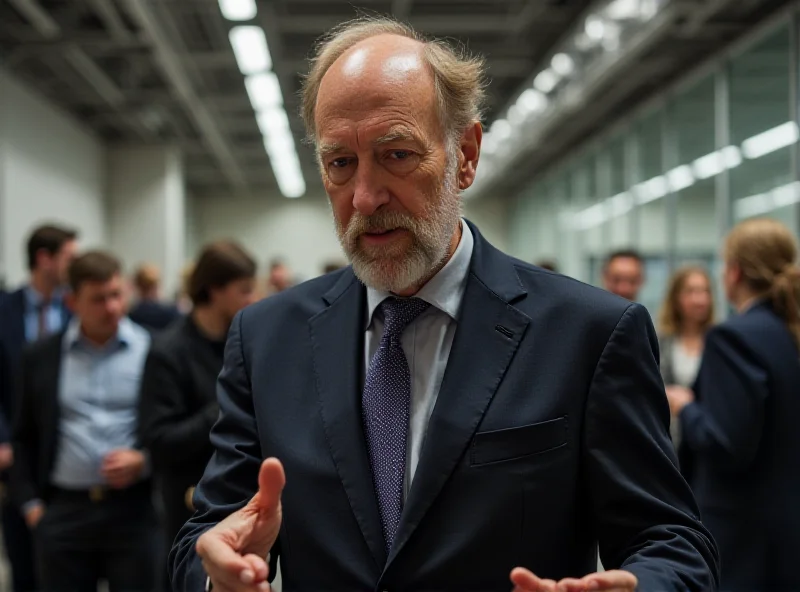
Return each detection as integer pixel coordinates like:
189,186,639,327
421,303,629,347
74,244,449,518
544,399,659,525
380,297,430,340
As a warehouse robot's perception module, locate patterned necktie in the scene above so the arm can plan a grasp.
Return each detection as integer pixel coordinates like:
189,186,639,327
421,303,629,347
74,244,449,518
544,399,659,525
363,296,430,552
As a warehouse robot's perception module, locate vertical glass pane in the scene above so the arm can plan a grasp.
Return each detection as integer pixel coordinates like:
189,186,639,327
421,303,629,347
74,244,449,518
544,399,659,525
572,154,602,284
729,26,796,234
672,76,718,297
636,109,669,315
608,134,632,249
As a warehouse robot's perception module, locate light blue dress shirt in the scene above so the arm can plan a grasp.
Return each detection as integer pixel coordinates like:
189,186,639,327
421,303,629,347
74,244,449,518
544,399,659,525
23,286,67,342
365,219,474,499
50,317,151,489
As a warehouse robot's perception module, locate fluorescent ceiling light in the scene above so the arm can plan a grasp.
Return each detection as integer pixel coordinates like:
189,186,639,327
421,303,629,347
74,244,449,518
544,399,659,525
771,181,800,208
508,105,525,125
481,133,498,154
551,53,575,76
608,191,633,216
721,145,742,168
273,163,306,198
585,15,606,41
264,129,296,157
229,26,271,74
575,202,608,229
533,69,559,93
734,192,772,220
606,0,640,20
517,89,548,113
634,175,668,204
692,151,724,180
245,72,282,110
256,107,291,136
667,165,694,192
741,121,799,159
218,0,257,21
490,119,511,140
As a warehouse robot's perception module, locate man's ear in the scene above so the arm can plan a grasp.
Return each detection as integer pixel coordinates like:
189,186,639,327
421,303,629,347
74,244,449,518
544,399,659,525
457,122,482,191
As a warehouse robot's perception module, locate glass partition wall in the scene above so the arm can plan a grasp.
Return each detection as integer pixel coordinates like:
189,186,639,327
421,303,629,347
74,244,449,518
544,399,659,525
508,11,800,319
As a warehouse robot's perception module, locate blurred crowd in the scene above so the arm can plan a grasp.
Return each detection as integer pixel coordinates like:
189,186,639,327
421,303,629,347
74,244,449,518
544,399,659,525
0,216,798,591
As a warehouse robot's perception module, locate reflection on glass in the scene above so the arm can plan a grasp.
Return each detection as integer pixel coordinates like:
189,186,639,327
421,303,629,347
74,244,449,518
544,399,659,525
729,26,796,233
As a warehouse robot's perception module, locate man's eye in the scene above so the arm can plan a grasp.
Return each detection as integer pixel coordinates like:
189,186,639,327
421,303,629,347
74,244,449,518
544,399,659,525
330,157,351,168
389,150,412,160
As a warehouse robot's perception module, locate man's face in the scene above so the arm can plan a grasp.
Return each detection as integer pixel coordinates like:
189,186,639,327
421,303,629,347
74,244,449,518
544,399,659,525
38,239,78,286
314,35,475,294
211,278,257,324
603,256,644,301
68,274,126,338
270,265,291,291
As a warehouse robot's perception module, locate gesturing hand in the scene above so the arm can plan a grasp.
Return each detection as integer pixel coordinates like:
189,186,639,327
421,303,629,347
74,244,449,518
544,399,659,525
511,567,638,592
196,458,285,592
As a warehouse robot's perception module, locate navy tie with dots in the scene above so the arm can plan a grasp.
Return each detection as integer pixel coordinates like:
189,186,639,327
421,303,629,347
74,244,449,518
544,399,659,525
363,296,431,553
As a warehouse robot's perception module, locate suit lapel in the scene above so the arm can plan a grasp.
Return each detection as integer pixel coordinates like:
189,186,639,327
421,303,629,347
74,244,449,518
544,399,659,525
308,270,387,570
386,223,531,569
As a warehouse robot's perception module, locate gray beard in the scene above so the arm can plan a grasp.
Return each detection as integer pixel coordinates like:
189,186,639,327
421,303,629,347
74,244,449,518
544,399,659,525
334,164,462,294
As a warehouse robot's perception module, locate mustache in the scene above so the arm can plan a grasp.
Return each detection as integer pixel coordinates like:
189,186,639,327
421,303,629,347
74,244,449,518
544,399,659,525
345,210,418,237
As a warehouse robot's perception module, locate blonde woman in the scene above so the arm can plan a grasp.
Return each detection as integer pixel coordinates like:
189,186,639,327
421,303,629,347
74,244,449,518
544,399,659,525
657,266,714,457
666,218,800,592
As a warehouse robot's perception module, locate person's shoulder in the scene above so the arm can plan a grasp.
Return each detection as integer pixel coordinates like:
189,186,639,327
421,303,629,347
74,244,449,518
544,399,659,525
508,256,635,323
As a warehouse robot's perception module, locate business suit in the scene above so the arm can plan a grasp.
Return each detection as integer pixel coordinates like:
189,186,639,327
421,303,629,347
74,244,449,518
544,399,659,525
680,301,800,591
10,328,156,592
129,300,182,333
138,316,224,549
0,287,67,592
171,223,719,591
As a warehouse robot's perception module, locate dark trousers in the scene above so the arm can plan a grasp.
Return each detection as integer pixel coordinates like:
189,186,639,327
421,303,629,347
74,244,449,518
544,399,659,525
34,483,157,592
1,492,37,591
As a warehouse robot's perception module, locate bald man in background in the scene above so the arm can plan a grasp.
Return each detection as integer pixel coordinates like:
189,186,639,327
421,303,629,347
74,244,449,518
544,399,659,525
171,18,718,592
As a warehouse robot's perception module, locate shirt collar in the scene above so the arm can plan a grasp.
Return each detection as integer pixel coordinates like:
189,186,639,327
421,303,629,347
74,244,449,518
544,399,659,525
25,285,64,309
366,218,474,328
64,317,135,351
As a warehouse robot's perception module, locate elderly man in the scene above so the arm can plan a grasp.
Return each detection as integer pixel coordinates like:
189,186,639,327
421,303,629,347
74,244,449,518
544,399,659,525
171,18,718,592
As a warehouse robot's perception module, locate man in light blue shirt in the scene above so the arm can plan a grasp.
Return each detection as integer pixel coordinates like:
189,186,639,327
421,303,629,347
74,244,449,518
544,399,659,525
10,250,156,592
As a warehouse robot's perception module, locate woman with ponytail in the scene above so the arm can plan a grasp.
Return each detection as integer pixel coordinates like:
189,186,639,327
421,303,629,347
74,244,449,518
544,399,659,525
666,217,800,592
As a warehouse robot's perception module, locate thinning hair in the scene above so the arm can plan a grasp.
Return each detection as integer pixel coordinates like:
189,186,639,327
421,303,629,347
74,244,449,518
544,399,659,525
300,16,487,151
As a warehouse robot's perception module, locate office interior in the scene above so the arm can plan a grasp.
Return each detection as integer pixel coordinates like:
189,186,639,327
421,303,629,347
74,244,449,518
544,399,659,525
0,0,799,589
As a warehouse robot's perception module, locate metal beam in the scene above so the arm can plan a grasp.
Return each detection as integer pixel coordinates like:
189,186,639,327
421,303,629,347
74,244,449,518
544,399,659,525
121,0,248,191
7,0,59,39
83,0,134,43
392,0,414,20
278,14,561,35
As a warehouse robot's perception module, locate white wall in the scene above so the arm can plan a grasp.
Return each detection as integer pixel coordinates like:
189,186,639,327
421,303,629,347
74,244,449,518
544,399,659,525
0,68,107,287
194,191,511,282
195,192,341,282
108,145,186,297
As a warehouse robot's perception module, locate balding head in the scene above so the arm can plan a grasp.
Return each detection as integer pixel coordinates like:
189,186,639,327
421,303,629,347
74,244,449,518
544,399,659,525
301,17,486,148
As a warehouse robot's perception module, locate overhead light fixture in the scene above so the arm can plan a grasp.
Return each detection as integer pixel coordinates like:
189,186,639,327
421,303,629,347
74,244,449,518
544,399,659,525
508,105,525,125
264,127,295,156
634,175,668,204
608,191,633,216
256,107,291,135
721,145,742,168
490,118,512,140
229,26,272,74
551,53,575,77
517,89,548,113
585,15,606,41
667,165,695,192
245,72,283,110
218,0,257,21
533,69,559,93
772,181,800,208
741,121,799,159
606,0,640,20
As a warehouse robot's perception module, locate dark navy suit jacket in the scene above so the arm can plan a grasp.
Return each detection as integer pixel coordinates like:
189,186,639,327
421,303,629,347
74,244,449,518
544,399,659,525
0,289,30,443
171,223,719,591
680,302,800,591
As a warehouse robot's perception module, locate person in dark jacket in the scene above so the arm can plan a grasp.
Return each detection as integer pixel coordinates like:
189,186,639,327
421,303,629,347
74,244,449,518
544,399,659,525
667,217,800,592
128,263,182,332
138,241,257,557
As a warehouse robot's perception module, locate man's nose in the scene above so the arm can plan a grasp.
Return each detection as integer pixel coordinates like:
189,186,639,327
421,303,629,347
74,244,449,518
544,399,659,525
352,162,390,216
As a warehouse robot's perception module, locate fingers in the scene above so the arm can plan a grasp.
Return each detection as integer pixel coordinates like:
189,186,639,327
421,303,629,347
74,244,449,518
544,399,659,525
239,554,269,586
555,578,586,592
198,534,255,592
510,567,558,592
256,458,285,513
579,570,637,591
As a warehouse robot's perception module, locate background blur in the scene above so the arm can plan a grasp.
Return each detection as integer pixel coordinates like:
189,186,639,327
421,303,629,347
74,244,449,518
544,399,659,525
0,0,799,587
